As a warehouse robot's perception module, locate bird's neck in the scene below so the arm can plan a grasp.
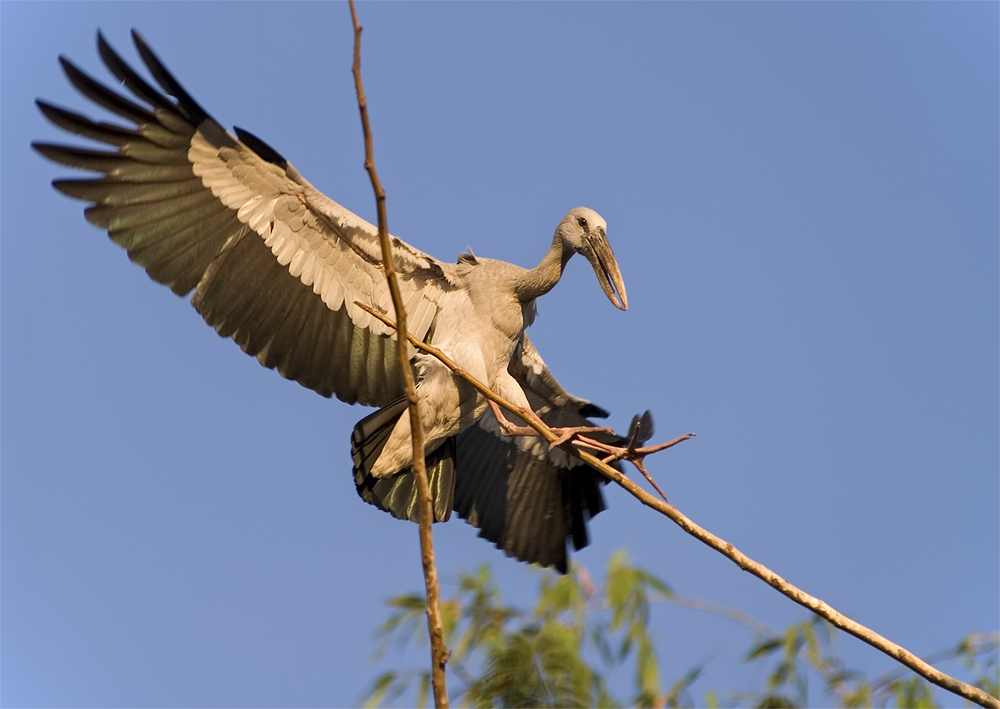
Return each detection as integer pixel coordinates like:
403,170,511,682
516,235,571,303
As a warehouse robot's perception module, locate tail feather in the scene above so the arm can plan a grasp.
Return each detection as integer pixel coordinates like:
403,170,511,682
352,398,455,523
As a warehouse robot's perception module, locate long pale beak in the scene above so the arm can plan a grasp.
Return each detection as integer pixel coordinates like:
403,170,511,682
586,227,628,310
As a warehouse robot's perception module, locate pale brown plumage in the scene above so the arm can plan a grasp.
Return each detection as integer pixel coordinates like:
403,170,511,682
34,30,638,573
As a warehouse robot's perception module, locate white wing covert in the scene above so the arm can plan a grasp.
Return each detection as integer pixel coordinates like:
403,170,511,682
34,30,452,406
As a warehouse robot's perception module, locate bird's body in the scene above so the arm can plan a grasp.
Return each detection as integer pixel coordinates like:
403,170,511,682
369,215,621,477
35,30,634,572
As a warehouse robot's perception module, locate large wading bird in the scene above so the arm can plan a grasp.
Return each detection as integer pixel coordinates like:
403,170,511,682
35,31,645,573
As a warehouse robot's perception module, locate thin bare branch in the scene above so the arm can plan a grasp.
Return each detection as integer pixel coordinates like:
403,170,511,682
664,593,780,639
355,301,999,709
347,4,449,706
632,459,669,502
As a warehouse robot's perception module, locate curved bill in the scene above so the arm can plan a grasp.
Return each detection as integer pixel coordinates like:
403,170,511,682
585,227,628,310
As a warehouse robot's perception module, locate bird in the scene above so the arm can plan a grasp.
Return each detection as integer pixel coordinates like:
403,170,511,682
34,30,643,573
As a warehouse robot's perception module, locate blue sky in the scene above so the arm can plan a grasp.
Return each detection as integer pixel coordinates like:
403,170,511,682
2,2,997,706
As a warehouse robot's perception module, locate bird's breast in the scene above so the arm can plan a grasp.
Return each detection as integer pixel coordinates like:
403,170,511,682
431,290,526,390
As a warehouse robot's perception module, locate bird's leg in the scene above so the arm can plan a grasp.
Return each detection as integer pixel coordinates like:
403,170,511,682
487,400,614,447
487,399,538,437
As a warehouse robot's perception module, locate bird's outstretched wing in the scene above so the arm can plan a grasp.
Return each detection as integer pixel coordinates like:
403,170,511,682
34,30,453,406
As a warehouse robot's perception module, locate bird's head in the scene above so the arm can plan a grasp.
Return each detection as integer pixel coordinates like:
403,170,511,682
558,207,628,311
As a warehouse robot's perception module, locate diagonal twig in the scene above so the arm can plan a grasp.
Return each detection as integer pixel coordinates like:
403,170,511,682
355,301,999,709
347,4,449,707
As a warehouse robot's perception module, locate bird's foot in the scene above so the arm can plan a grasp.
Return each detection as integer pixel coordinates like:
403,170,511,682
487,399,694,503
547,425,616,449
569,414,695,502
601,431,696,502
487,400,613,445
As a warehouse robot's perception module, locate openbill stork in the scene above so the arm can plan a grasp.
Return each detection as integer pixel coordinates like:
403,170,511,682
34,31,640,573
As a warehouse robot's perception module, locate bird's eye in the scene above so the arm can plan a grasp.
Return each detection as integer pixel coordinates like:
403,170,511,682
577,217,588,228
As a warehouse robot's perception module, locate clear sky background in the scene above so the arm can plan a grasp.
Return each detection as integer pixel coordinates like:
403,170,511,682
2,2,997,707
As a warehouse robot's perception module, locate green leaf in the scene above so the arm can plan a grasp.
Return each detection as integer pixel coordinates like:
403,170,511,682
439,598,461,646
782,623,804,660
605,553,633,631
753,694,798,708
535,569,583,626
803,620,820,666
637,635,661,700
635,566,674,599
371,593,431,659
362,670,396,709
416,672,429,709
889,675,939,708
842,682,872,709
361,669,426,709
745,638,782,662
766,660,794,692
704,688,719,709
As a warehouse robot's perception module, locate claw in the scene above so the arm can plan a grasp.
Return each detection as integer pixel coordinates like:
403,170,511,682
487,398,690,504
546,425,615,449
550,428,577,448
